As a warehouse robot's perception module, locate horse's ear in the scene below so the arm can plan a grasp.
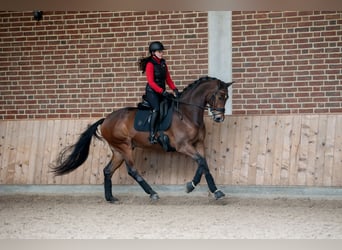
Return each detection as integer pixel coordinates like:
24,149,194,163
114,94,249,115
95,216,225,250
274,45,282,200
225,81,235,88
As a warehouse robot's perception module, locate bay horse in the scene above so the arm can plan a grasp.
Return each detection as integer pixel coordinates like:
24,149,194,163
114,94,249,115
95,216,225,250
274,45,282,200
51,76,234,202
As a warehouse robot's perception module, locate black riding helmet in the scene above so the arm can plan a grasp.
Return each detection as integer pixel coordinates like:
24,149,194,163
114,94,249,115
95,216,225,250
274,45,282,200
149,41,165,54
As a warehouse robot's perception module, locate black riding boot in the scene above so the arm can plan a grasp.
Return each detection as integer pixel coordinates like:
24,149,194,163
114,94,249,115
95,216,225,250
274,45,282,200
149,110,158,144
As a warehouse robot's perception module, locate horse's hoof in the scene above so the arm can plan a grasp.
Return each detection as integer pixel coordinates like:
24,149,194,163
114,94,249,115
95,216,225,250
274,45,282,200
106,196,119,203
186,182,195,193
150,193,160,201
214,190,225,200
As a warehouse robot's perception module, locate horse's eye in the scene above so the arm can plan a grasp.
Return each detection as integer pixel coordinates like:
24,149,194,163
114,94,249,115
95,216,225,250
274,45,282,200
218,95,226,101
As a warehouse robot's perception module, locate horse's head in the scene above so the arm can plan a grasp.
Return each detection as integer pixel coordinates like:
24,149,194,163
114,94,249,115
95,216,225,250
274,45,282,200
178,76,234,123
208,80,234,123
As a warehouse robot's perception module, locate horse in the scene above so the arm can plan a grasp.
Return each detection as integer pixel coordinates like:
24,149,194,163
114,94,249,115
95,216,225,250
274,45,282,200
51,76,234,202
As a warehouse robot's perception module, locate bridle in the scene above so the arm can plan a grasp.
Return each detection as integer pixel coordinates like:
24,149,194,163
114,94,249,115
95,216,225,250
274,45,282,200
207,87,227,115
168,85,228,120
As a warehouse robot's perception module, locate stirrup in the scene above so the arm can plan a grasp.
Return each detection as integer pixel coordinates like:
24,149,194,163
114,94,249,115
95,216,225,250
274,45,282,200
149,135,158,144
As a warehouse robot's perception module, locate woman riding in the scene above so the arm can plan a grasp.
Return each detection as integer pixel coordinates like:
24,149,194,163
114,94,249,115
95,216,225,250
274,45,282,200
139,41,180,144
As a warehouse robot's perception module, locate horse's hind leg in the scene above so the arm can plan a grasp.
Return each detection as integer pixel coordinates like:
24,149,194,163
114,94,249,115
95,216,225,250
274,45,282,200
116,144,159,201
103,151,124,203
126,162,160,201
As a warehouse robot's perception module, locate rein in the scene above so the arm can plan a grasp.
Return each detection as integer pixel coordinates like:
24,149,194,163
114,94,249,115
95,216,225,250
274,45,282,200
166,86,226,113
169,98,208,111
165,88,226,119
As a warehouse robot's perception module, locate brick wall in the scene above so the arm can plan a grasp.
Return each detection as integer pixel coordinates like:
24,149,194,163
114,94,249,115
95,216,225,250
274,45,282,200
232,11,342,115
1,11,341,120
0,11,208,119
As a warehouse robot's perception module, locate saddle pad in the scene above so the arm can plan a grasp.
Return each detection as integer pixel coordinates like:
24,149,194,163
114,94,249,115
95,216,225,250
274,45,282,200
134,108,173,132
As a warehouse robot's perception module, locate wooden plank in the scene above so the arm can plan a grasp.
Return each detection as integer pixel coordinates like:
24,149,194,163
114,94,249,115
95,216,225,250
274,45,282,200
31,121,46,184
231,116,244,184
247,115,261,185
6,121,20,184
297,115,310,185
323,115,336,186
161,150,173,185
208,121,224,184
14,120,33,184
152,149,163,184
288,115,302,186
0,121,10,184
280,116,293,186
255,116,268,185
221,115,236,185
40,119,55,184
271,116,286,185
143,149,159,185
239,116,253,185
306,115,319,186
164,153,176,184
27,120,41,184
314,115,328,186
264,116,277,185
332,115,342,186
169,150,182,185
23,120,36,184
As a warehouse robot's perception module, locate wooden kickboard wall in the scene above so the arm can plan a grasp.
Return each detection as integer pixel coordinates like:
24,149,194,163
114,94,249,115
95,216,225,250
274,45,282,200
0,114,341,186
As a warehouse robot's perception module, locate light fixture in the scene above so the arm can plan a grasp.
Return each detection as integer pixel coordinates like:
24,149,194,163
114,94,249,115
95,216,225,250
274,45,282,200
33,10,43,21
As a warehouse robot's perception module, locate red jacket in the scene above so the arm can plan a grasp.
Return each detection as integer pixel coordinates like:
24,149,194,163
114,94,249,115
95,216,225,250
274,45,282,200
145,56,176,94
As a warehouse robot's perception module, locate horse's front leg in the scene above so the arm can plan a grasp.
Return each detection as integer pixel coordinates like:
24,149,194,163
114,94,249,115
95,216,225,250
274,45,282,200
186,153,225,200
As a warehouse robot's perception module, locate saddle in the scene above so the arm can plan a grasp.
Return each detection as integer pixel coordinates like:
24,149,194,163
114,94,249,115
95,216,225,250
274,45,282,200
134,95,173,132
134,95,176,152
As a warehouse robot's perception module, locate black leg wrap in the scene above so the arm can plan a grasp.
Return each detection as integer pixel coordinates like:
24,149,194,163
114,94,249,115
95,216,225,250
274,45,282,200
205,173,218,193
103,166,118,203
205,173,226,199
138,179,159,200
186,181,196,193
138,179,153,195
214,190,225,200
193,166,203,185
127,165,159,200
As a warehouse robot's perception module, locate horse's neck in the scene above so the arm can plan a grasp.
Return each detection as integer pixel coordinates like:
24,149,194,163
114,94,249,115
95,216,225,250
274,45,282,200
179,85,209,126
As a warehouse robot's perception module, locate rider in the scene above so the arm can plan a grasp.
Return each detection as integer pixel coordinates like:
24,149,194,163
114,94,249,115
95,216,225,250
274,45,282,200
139,41,180,144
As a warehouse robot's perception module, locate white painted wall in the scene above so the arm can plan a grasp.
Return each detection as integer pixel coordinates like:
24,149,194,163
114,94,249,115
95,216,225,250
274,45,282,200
208,11,233,115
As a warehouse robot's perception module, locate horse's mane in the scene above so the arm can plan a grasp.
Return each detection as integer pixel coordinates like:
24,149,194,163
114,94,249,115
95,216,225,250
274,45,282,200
181,76,220,95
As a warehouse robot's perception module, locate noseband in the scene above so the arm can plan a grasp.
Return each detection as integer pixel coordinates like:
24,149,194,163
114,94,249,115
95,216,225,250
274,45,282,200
207,87,227,116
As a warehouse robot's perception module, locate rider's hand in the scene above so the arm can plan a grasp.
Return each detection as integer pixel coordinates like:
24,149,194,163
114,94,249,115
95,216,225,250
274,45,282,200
162,90,170,97
174,88,180,98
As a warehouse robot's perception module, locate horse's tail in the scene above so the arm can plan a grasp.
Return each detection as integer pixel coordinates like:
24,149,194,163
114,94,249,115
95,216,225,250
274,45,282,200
51,118,105,176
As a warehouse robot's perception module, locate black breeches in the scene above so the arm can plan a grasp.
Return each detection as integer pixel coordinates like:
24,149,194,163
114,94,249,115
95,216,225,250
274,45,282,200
145,89,162,111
